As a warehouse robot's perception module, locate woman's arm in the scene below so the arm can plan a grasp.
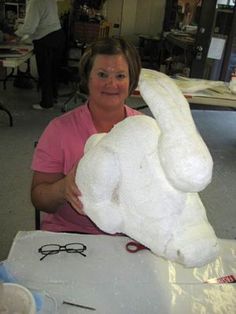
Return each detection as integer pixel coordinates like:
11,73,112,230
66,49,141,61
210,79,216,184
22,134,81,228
31,165,84,214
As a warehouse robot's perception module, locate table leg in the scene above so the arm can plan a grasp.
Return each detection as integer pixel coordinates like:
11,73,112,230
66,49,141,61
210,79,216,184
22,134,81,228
2,59,37,89
0,102,13,127
3,68,14,89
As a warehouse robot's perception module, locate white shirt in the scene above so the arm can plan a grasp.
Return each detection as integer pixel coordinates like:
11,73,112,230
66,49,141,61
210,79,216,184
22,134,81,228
15,0,61,40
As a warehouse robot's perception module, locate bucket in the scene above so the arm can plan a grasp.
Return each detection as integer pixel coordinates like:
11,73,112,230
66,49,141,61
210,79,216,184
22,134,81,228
0,283,36,314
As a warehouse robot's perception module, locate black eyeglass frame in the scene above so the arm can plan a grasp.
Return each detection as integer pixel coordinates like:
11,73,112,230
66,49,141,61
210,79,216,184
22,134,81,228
38,242,87,261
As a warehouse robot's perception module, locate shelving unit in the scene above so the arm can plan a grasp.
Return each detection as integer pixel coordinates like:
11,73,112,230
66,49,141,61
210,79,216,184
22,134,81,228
205,3,236,81
214,6,234,35
1,1,26,29
218,4,236,81
162,0,178,31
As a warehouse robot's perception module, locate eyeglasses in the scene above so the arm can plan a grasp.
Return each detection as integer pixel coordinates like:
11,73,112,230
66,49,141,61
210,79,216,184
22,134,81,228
38,242,87,261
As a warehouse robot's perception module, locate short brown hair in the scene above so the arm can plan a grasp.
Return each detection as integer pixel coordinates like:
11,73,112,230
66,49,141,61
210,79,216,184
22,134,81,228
79,37,141,95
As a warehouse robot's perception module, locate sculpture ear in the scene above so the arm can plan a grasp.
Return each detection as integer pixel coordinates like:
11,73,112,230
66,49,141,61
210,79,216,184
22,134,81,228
139,69,213,192
84,133,106,153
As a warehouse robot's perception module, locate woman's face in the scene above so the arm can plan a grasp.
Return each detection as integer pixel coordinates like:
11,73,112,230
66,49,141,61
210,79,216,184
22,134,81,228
88,54,130,110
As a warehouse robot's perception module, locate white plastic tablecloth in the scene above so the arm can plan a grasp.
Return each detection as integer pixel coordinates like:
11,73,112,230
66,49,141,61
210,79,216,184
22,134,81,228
4,231,236,314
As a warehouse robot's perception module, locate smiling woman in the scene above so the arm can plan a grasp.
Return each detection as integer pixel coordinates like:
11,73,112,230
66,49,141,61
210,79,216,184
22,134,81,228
87,54,130,128
30,37,142,233
79,37,141,95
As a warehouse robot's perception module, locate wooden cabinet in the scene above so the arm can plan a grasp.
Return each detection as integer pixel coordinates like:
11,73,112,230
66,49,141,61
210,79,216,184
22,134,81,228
69,0,109,44
73,21,109,43
73,22,100,43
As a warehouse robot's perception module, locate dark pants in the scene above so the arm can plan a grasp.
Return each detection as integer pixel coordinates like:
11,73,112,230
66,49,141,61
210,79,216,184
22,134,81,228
33,29,66,108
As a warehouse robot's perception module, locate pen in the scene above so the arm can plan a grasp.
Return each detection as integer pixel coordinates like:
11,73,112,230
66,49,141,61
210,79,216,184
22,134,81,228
63,300,96,311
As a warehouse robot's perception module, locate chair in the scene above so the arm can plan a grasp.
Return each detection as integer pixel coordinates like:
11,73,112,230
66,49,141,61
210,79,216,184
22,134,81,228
33,141,41,230
61,86,87,113
35,208,41,230
59,42,87,112
57,12,88,112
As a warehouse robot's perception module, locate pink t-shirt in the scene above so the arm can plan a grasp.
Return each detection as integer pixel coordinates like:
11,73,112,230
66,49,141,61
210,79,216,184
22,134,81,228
31,103,141,233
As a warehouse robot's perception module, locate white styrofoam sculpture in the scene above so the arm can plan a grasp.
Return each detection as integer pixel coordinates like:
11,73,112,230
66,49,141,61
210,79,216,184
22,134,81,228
76,69,219,267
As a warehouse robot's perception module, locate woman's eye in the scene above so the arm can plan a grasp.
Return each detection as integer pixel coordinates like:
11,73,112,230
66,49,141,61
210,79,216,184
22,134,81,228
116,73,127,80
97,72,108,78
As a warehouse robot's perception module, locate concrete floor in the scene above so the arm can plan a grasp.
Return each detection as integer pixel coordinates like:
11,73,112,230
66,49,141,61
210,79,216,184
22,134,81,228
0,81,236,261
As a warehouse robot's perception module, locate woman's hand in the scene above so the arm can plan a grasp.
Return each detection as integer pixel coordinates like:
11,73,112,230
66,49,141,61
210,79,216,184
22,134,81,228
4,33,18,43
31,165,86,215
64,164,85,215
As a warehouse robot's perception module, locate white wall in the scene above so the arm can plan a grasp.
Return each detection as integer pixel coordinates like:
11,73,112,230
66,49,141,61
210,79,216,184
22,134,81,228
135,0,166,37
105,0,166,44
148,0,166,36
105,0,124,37
120,0,137,42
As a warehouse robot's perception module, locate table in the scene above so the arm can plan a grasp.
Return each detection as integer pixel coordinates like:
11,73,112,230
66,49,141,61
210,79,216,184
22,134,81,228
0,44,35,89
132,78,236,110
0,44,34,126
2,231,236,314
184,93,236,108
175,77,236,109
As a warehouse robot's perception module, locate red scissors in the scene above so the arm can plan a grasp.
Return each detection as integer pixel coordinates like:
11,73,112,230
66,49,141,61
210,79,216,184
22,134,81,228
126,241,149,253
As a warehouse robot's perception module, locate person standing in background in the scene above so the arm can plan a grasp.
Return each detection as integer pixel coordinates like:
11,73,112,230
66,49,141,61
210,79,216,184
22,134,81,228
15,0,66,110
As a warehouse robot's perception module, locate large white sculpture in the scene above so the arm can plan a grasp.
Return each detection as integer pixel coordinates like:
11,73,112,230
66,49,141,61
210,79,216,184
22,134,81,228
76,69,219,267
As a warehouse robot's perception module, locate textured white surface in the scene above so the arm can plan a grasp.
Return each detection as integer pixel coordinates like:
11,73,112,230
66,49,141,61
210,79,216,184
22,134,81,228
229,78,236,94
76,69,218,267
76,70,218,267
5,232,236,314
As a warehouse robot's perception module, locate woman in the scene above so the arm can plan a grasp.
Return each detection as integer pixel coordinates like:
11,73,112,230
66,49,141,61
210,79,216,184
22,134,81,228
31,37,142,232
